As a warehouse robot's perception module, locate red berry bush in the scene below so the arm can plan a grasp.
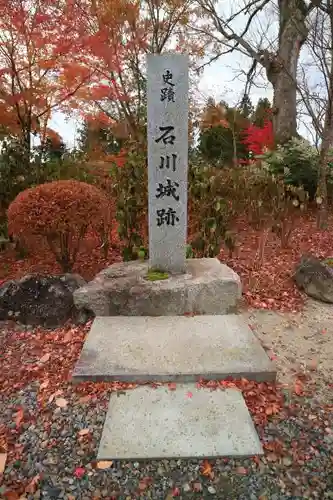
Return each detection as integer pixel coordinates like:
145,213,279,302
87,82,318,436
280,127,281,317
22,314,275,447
8,180,109,272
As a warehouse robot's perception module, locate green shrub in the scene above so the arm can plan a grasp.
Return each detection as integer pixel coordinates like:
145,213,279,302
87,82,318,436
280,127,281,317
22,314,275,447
188,156,233,257
109,147,148,261
258,138,319,199
0,139,30,224
241,162,308,247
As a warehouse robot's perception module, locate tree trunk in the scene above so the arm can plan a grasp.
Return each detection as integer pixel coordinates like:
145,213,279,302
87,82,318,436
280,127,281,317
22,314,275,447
21,127,31,170
263,0,309,144
316,133,330,228
316,6,333,228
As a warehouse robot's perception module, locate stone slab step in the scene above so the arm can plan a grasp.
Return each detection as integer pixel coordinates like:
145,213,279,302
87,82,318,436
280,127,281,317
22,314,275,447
72,315,276,383
97,385,263,460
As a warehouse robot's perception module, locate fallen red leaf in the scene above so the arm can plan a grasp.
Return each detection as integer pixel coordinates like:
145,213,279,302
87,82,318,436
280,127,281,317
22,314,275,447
55,397,68,408
294,379,304,396
96,460,113,469
14,408,24,428
138,481,147,491
74,466,85,479
235,466,248,475
78,395,91,404
38,352,51,364
168,382,177,391
63,330,73,343
3,491,20,499
39,380,49,390
25,474,40,494
138,477,152,491
201,459,213,478
265,402,280,415
0,452,7,473
78,428,90,437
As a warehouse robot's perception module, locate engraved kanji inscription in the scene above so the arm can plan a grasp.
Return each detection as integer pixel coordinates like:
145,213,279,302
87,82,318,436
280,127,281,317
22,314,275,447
156,207,179,226
162,70,174,86
155,125,175,145
156,178,180,201
159,154,177,171
160,87,175,102
160,70,175,102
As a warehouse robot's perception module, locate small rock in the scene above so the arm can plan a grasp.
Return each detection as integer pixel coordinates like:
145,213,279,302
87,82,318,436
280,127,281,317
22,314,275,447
157,466,165,476
282,456,293,467
183,482,191,493
193,482,202,492
208,485,216,494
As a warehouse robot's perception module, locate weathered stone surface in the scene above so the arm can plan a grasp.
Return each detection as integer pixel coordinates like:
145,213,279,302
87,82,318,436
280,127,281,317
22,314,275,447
72,314,276,383
97,386,263,460
295,255,333,303
73,258,241,316
0,273,88,328
147,54,189,273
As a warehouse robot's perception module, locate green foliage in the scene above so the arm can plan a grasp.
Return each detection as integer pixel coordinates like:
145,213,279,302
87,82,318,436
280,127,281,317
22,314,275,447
198,100,250,166
239,94,254,119
324,257,333,267
241,162,308,247
258,137,319,200
252,98,272,127
186,244,194,258
110,147,148,261
198,124,248,166
37,150,95,184
77,120,124,155
0,138,30,222
146,269,169,281
138,246,147,260
188,156,233,257
34,138,67,164
0,137,93,220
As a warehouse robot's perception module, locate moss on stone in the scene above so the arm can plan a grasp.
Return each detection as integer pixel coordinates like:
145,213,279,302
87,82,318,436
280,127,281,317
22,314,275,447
146,269,169,281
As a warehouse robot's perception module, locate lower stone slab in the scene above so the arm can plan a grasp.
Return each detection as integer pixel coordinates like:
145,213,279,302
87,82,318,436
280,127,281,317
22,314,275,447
72,315,276,383
97,386,263,460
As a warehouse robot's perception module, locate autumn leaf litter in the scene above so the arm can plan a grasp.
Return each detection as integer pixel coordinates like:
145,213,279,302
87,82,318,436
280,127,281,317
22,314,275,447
1,298,333,499
1,215,333,498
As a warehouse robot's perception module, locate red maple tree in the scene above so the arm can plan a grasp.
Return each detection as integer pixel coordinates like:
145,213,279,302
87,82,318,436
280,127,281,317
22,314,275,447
0,0,94,165
242,120,275,156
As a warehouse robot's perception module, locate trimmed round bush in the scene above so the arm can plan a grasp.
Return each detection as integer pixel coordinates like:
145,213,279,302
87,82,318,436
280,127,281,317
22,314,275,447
8,180,109,272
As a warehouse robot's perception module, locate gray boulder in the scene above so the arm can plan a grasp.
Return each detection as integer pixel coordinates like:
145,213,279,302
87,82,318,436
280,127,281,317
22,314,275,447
294,255,333,303
0,273,89,328
73,258,241,316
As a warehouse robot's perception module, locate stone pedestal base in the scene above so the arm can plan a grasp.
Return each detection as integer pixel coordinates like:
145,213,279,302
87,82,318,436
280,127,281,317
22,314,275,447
73,258,241,316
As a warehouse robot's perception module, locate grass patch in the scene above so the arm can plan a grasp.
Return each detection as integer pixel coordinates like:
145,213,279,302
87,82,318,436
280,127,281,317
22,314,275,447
146,268,169,281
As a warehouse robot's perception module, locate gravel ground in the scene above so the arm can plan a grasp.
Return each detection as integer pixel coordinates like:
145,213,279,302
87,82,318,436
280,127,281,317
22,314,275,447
1,299,333,499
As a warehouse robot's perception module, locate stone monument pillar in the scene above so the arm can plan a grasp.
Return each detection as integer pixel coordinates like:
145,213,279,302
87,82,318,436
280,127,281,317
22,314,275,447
147,54,189,274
